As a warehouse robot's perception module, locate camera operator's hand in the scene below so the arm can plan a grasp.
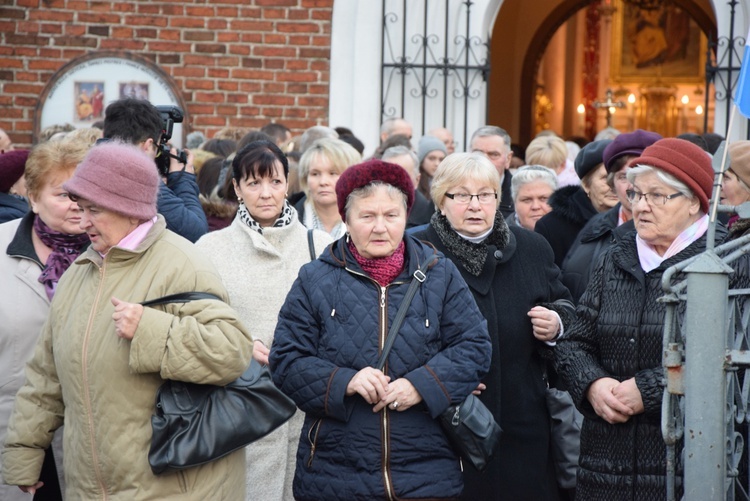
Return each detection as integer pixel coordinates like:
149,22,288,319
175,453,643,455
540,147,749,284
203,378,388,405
169,147,195,174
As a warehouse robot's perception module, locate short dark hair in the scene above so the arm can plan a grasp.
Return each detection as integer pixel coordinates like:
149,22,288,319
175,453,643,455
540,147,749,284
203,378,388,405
260,122,291,145
102,98,162,145
200,138,237,159
232,140,289,183
237,130,273,152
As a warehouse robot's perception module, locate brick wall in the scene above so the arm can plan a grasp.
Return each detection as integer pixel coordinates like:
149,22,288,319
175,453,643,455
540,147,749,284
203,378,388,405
0,0,334,147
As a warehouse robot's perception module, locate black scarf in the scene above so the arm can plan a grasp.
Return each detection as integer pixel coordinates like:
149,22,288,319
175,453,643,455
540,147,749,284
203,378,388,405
430,209,510,276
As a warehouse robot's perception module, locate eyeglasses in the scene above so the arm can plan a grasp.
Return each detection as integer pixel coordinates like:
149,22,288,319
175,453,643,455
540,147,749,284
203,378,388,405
625,189,684,206
445,192,498,204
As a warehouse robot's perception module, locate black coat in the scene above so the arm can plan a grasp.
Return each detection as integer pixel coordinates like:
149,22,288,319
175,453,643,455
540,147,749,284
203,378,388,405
499,170,514,219
561,205,634,303
535,185,598,268
555,226,746,500
415,215,574,501
407,190,433,228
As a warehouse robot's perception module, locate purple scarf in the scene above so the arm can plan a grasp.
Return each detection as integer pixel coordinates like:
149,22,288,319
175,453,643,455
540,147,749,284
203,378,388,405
35,216,89,300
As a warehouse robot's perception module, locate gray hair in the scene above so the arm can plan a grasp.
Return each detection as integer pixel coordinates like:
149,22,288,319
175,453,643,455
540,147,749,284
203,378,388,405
380,117,407,137
344,181,408,220
298,126,338,153
470,126,511,150
510,165,558,202
382,146,418,169
626,164,694,200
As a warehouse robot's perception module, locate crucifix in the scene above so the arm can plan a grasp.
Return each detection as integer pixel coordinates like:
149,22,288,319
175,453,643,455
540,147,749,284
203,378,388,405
593,89,626,128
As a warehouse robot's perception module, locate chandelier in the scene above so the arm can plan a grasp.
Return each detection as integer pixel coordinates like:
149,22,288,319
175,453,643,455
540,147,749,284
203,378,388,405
622,0,667,10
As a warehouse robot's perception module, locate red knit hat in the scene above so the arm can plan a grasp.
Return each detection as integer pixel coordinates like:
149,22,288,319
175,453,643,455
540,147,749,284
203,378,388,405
0,149,29,193
63,142,160,220
630,138,714,213
335,159,415,222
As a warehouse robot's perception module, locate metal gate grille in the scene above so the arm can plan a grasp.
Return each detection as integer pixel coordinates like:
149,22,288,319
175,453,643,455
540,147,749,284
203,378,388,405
380,0,490,149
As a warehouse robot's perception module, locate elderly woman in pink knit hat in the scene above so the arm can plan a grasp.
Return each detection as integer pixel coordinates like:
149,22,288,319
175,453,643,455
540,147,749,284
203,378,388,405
2,142,253,500
555,138,750,500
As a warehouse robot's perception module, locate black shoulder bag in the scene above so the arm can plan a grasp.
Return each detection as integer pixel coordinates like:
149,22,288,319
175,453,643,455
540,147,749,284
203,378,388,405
376,257,502,473
142,292,297,475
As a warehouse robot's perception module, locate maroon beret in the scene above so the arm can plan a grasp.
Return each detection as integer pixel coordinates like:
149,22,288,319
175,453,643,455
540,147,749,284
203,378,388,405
0,149,29,193
335,159,415,222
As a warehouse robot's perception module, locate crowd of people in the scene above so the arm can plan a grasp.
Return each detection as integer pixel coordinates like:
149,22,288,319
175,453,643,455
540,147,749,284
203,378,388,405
0,98,748,500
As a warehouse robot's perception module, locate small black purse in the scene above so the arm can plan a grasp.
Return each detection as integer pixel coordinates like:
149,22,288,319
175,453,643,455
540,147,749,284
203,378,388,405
141,292,297,475
375,258,502,472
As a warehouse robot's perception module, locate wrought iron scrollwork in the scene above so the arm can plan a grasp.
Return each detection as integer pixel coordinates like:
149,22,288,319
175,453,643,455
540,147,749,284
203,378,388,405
381,0,490,148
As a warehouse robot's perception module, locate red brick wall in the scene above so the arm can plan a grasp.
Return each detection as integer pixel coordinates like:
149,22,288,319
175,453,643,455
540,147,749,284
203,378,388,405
0,0,334,148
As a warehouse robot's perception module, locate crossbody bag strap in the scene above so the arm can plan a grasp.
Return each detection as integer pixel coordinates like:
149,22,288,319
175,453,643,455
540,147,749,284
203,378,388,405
307,229,316,261
376,254,437,371
140,291,223,307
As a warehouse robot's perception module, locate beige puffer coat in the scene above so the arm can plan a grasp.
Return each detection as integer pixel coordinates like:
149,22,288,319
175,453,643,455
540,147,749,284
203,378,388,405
2,216,253,500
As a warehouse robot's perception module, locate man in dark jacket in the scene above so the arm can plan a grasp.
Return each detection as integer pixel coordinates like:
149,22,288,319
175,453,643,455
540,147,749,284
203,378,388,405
562,130,661,302
102,99,208,242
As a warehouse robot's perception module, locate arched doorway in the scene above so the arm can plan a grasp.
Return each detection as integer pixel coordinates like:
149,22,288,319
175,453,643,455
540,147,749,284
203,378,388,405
487,0,717,147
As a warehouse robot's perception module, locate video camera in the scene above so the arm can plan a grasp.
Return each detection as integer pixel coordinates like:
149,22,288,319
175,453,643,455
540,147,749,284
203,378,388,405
155,105,188,177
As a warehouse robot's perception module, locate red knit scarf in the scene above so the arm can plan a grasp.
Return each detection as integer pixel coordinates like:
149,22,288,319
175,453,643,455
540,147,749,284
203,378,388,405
348,240,405,287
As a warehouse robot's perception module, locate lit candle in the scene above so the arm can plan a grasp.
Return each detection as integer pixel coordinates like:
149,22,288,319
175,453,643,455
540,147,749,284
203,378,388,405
695,105,704,132
577,103,585,134
628,93,636,127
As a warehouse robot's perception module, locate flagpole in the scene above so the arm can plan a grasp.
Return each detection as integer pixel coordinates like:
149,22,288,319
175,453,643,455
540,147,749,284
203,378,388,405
707,106,736,251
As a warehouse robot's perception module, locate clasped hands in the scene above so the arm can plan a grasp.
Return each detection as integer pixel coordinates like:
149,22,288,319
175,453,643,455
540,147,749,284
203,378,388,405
586,377,645,424
346,367,422,412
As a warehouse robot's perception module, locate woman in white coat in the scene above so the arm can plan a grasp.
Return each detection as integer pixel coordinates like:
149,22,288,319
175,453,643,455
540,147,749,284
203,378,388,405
196,140,332,501
0,137,91,500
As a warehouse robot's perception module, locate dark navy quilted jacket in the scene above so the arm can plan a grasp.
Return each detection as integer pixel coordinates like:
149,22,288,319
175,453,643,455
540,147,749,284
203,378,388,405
270,235,491,501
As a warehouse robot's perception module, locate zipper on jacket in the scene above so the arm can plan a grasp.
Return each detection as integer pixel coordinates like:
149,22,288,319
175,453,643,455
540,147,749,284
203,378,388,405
344,266,404,500
379,285,395,501
306,418,323,468
81,263,110,500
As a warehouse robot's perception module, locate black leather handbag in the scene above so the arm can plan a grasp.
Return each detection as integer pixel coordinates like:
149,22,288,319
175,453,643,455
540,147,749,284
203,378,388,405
438,393,502,472
375,258,502,473
141,292,297,475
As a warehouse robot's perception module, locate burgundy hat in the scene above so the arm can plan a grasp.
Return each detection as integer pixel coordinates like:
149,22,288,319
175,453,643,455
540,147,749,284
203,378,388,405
335,159,415,222
630,138,714,213
0,149,29,193
602,129,662,173
63,142,160,220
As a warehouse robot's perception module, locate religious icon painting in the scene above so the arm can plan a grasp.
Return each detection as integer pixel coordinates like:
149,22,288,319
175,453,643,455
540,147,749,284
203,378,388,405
119,82,150,101
73,81,105,122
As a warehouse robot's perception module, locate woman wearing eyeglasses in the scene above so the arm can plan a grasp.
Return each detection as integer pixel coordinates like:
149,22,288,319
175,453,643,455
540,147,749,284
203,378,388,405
413,152,575,501
554,138,746,500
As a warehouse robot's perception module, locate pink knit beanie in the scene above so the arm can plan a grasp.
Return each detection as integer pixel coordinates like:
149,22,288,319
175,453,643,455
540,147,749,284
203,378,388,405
63,142,159,220
630,138,714,213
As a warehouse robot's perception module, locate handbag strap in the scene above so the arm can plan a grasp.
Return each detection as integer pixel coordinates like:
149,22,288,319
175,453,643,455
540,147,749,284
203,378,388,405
307,229,316,261
375,253,437,371
140,291,223,307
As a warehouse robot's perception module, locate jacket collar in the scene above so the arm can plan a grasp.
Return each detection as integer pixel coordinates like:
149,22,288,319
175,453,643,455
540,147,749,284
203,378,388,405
579,205,620,243
6,211,39,264
322,233,437,283
74,215,167,268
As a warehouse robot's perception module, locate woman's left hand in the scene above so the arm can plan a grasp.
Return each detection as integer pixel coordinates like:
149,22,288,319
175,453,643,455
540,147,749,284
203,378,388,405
373,378,423,413
528,306,560,342
111,297,144,340
611,377,645,415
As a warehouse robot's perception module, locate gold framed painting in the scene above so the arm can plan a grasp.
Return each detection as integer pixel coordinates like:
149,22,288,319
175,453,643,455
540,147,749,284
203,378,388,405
610,0,706,84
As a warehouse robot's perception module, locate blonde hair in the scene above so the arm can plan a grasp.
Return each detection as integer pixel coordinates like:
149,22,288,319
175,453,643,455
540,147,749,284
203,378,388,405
213,127,249,142
430,152,501,208
298,138,361,195
25,137,92,199
525,135,568,171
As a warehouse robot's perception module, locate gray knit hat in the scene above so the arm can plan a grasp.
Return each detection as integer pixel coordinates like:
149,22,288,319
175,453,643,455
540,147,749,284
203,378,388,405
417,135,447,164
63,142,159,220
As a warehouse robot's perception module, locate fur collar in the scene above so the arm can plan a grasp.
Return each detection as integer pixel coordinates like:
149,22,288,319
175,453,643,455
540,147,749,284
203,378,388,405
729,217,750,241
429,209,510,276
547,184,597,228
